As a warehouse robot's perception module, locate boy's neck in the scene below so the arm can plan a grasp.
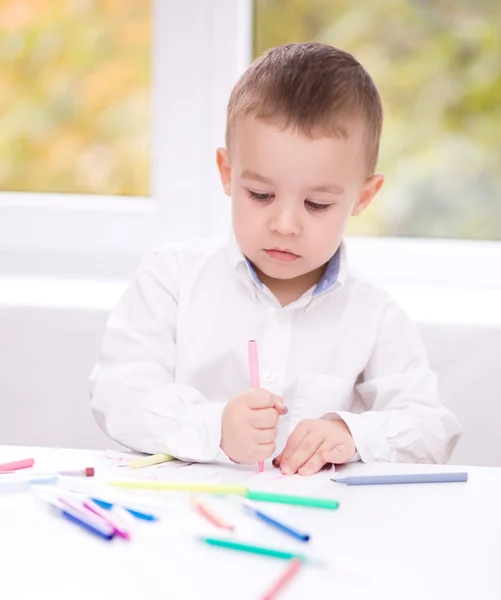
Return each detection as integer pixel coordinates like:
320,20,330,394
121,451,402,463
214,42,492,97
255,264,326,307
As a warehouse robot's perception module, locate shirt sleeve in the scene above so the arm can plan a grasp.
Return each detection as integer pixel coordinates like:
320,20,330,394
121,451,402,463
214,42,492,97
329,301,462,464
89,249,230,463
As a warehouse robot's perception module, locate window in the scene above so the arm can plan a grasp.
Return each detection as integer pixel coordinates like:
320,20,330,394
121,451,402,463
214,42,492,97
0,0,252,277
254,0,501,242
2,1,499,288
0,0,151,197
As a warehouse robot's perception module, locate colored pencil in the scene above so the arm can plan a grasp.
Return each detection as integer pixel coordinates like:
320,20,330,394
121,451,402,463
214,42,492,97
59,505,115,541
200,537,307,561
0,474,57,493
193,496,235,531
332,472,469,486
0,467,95,477
260,558,303,600
246,490,339,510
110,481,248,495
244,500,310,542
34,491,115,541
90,498,158,521
0,458,34,472
109,480,339,509
83,499,131,540
126,453,175,469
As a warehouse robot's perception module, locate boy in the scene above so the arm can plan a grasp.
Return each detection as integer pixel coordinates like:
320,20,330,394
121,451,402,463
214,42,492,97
90,43,461,475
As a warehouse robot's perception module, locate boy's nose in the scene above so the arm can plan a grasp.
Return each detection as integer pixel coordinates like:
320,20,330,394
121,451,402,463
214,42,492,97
270,204,301,236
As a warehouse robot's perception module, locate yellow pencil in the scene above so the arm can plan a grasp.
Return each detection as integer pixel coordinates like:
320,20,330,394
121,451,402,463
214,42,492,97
126,453,176,469
109,481,248,495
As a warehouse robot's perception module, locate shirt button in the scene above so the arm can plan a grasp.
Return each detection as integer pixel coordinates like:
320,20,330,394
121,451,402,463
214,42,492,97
263,370,276,383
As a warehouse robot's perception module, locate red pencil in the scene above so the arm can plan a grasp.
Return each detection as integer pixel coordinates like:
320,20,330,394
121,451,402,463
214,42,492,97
260,558,303,600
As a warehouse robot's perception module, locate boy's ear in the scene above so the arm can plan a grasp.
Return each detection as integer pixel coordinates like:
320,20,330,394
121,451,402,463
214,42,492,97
352,173,385,216
216,147,232,196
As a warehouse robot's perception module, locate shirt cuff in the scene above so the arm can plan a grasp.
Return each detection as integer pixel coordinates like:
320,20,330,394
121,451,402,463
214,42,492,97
213,446,235,464
349,450,361,463
174,399,227,462
323,411,393,463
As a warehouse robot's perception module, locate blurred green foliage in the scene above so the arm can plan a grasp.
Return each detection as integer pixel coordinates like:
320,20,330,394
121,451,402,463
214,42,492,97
0,0,150,196
254,0,501,240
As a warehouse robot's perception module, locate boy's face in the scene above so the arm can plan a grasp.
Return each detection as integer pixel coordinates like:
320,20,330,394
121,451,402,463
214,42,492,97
217,116,383,293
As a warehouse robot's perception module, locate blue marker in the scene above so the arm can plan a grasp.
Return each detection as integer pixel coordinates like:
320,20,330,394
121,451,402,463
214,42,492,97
331,472,468,486
91,497,158,521
34,491,115,541
244,500,310,542
59,505,115,541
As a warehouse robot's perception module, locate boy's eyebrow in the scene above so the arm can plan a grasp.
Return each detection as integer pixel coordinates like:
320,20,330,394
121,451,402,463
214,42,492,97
241,170,274,185
310,183,345,195
241,169,345,194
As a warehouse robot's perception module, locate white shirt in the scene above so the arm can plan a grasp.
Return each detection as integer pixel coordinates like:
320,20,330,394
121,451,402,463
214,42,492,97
89,237,461,464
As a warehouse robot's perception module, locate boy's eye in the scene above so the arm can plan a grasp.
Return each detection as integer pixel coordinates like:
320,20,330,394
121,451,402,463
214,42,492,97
247,190,272,202
305,200,331,212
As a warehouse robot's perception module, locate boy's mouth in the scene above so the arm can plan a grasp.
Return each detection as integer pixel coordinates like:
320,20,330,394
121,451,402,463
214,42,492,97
264,248,300,262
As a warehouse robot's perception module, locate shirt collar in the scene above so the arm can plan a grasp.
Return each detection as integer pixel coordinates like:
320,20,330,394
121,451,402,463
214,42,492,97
226,235,347,296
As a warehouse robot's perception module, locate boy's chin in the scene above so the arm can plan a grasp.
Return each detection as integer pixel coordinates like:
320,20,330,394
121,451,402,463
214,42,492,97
256,263,308,281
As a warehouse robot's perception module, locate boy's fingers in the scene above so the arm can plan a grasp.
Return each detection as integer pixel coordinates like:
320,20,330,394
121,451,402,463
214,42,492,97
275,402,288,415
297,439,333,476
255,442,276,461
270,394,287,414
297,452,326,476
322,444,354,464
279,422,310,464
281,432,323,475
247,391,285,411
246,390,275,409
249,407,279,429
253,427,277,444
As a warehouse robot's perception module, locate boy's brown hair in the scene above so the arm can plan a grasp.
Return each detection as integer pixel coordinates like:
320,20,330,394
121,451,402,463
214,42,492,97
226,42,383,175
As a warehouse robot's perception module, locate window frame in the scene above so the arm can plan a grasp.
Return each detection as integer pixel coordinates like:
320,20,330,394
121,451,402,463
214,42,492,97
1,0,500,289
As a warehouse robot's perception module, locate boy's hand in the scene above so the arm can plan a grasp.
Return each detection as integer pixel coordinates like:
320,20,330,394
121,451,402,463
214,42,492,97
221,390,288,464
273,419,356,476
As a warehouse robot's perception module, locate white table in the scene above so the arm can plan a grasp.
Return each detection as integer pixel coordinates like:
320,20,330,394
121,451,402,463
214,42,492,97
1,446,500,600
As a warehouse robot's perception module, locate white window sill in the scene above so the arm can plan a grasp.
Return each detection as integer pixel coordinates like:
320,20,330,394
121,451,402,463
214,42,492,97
1,275,500,328
0,277,127,311
386,285,501,327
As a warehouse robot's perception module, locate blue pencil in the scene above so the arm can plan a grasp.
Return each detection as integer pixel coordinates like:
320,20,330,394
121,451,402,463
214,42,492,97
331,472,468,486
244,500,310,542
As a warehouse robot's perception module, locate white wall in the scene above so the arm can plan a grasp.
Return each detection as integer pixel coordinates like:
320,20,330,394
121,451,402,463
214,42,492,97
1,304,117,450
1,282,500,466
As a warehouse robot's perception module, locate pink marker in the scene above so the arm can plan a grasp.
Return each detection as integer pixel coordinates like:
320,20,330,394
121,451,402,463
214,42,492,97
0,467,94,476
248,340,264,473
260,558,303,600
58,496,129,540
0,458,35,472
83,499,131,540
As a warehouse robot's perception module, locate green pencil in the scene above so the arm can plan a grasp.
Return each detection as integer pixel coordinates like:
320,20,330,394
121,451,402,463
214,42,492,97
108,480,339,509
200,537,307,562
246,490,339,510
